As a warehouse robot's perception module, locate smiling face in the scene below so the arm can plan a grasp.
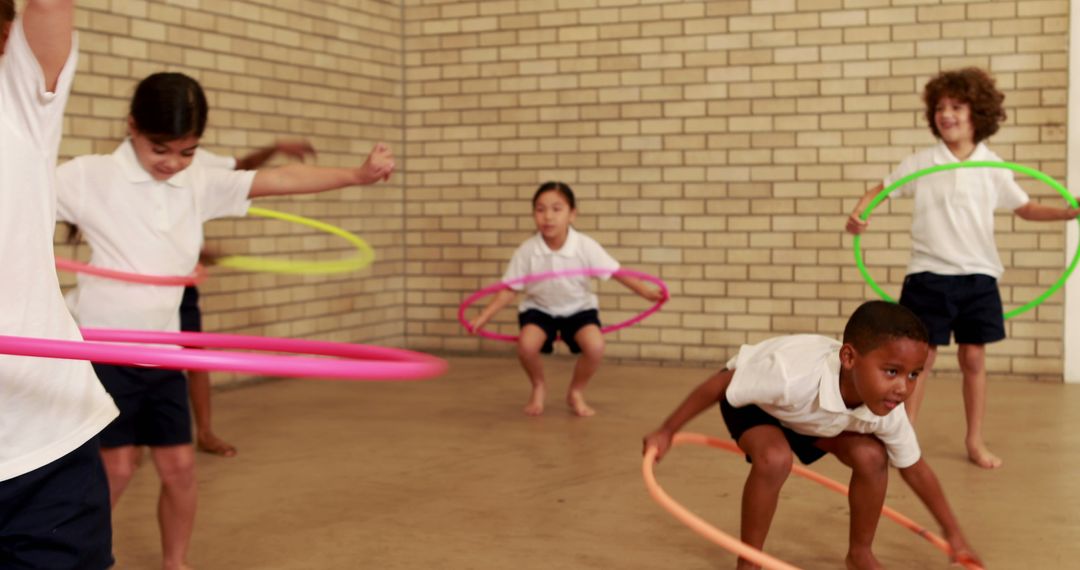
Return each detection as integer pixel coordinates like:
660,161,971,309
128,117,199,182
934,96,975,150
533,189,576,248
839,337,928,416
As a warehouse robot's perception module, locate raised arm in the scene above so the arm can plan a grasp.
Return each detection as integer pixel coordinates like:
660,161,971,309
22,0,74,92
845,183,883,235
899,458,982,566
1014,201,1080,222
642,368,734,462
235,139,316,171
247,142,393,198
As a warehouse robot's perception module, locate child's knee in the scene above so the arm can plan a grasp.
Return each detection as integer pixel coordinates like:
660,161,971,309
750,445,793,480
848,438,888,474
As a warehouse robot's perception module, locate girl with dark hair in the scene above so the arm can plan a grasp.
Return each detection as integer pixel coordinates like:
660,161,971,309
845,68,1078,470
468,182,664,417
55,71,394,570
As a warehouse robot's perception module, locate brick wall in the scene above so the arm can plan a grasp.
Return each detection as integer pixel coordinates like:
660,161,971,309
403,0,1070,380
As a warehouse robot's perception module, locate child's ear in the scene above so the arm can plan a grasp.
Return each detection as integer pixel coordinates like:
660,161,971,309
839,343,858,370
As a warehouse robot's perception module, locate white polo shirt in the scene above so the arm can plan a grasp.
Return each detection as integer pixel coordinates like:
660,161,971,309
724,334,921,468
0,19,118,481
502,227,620,317
884,142,1029,279
194,148,236,171
56,140,255,332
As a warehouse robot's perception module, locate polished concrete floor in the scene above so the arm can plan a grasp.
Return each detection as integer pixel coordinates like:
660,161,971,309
111,356,1080,569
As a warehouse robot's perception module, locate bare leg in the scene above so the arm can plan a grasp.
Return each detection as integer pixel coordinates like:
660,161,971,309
517,325,548,416
905,345,937,424
566,324,603,417
188,369,236,457
150,445,197,570
957,343,1001,469
735,425,793,570
100,445,141,508
817,433,889,570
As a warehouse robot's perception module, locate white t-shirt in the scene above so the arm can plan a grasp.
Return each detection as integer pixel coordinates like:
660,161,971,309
0,19,118,481
56,140,255,332
502,227,620,317
724,335,921,468
884,142,1030,279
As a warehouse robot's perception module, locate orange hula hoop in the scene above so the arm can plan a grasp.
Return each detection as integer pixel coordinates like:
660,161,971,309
642,432,984,570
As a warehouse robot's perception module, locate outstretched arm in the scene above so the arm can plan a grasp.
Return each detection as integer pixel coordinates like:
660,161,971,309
23,0,74,92
235,139,316,170
845,183,883,235
899,459,982,566
1015,201,1080,222
247,142,393,198
614,274,666,302
642,368,734,462
467,288,516,333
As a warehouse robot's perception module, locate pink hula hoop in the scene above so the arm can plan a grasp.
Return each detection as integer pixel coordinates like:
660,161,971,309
55,258,206,286
643,433,983,570
457,267,669,342
0,328,446,381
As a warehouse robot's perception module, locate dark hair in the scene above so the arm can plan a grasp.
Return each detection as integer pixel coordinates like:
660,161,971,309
923,68,1006,144
1,0,15,24
130,72,208,141
843,301,929,355
532,181,575,209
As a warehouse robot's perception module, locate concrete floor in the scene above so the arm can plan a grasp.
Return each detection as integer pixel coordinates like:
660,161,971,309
111,356,1080,569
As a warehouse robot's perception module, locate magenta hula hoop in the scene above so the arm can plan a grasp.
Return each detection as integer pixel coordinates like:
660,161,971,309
0,328,446,381
55,258,206,287
457,267,669,342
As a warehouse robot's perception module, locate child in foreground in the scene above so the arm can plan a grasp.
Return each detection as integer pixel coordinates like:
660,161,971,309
469,182,664,417
643,301,981,569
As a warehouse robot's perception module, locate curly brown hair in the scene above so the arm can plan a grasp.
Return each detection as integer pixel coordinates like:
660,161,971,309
923,68,1006,143
1,0,13,24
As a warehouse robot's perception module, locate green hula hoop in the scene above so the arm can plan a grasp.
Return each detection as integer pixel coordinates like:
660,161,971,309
215,206,375,275
854,161,1080,320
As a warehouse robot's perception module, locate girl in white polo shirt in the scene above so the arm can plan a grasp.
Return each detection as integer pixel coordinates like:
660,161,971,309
846,68,1079,470
55,72,394,570
469,182,664,417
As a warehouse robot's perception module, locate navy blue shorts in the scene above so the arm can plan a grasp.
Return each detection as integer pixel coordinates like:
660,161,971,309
720,395,825,466
899,272,1005,346
179,286,201,333
93,364,192,448
518,309,601,354
0,438,113,569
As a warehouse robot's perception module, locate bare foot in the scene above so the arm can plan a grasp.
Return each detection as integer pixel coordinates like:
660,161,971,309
966,441,1002,469
523,385,545,416
566,391,595,417
845,549,884,570
197,432,237,458
162,562,194,570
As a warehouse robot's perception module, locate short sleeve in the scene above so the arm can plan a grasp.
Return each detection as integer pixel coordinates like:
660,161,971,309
875,408,921,468
995,170,1030,211
55,158,84,223
197,168,255,222
882,154,919,199
195,149,238,171
723,346,791,408
580,234,619,279
501,242,532,292
0,18,78,154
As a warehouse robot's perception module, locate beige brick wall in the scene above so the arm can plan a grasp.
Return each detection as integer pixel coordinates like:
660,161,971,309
46,1,1071,382
54,0,405,383
404,0,1071,380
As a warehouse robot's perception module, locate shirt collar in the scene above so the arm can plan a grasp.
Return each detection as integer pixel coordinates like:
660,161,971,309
932,140,991,165
817,350,876,420
537,226,580,257
112,138,191,188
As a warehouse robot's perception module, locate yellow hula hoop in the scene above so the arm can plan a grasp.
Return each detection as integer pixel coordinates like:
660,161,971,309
214,206,375,275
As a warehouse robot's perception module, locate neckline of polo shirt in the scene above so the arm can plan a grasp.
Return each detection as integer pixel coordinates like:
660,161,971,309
932,141,991,165
537,226,579,257
113,138,191,189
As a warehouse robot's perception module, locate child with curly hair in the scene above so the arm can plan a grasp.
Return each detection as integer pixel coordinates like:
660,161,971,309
845,68,1079,469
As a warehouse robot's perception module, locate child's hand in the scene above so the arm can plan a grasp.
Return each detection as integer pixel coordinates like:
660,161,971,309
946,533,983,569
845,212,869,235
274,139,316,162
641,287,667,303
467,315,488,335
642,429,674,463
1065,206,1080,219
357,143,395,184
